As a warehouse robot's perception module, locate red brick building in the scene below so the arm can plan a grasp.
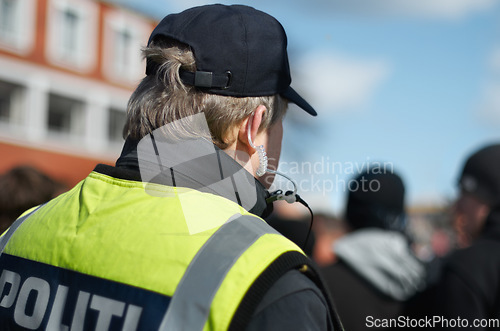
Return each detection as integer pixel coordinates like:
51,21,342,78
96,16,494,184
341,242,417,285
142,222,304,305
0,0,156,186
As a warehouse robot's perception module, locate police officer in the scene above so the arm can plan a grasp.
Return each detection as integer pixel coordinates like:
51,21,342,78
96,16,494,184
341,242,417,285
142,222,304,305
0,5,341,331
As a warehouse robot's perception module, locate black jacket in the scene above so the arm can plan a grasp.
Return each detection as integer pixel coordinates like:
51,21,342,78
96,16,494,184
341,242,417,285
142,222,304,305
321,229,425,331
406,207,500,330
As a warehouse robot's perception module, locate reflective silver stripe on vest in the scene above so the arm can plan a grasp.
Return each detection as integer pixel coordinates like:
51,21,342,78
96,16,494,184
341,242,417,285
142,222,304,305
0,204,45,255
159,214,279,331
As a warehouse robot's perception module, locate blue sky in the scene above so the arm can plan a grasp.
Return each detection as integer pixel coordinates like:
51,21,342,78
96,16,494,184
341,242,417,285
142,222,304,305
111,0,500,214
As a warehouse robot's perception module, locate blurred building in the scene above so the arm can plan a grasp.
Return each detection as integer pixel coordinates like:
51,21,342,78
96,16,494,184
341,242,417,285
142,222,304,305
0,0,156,186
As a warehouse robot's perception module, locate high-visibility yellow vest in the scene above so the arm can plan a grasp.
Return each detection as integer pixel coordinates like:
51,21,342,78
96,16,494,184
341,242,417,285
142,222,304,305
0,170,320,330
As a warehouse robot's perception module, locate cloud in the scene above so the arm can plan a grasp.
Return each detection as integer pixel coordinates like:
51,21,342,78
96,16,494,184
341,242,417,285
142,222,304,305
170,0,496,20
489,47,500,73
482,83,500,109
309,0,497,19
478,47,500,125
479,83,500,125
112,0,497,21
291,52,390,114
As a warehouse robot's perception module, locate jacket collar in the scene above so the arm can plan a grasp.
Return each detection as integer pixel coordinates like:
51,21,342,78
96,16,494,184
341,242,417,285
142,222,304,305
115,137,273,218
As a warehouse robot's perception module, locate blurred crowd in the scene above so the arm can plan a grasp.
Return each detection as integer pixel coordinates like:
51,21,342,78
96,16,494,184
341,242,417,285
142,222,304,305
0,166,67,234
266,142,500,330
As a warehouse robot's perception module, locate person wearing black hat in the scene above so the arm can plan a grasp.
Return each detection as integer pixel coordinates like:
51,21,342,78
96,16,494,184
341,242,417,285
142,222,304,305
0,4,341,331
454,144,500,248
320,168,425,331
407,143,500,330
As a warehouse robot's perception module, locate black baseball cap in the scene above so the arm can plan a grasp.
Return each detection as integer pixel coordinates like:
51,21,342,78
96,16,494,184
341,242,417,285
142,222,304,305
459,143,500,206
146,4,317,116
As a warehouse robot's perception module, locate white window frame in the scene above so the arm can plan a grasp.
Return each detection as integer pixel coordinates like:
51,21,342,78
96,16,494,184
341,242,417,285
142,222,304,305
103,9,151,85
0,0,36,54
46,0,98,72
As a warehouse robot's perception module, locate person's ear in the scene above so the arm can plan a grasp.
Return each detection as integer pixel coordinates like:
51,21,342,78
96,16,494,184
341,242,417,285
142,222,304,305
238,105,266,155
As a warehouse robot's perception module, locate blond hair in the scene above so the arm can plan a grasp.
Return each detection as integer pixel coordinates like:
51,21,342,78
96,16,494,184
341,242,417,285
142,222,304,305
123,39,288,149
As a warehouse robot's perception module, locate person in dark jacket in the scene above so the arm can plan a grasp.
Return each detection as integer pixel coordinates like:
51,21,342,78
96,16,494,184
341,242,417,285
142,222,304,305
321,168,425,331
408,143,500,330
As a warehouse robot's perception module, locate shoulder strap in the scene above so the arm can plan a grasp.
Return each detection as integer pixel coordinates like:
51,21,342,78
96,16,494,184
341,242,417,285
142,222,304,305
229,248,344,331
159,214,280,331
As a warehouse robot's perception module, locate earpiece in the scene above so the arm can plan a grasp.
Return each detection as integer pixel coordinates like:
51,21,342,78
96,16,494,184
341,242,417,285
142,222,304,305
247,113,298,204
254,146,268,177
247,117,268,177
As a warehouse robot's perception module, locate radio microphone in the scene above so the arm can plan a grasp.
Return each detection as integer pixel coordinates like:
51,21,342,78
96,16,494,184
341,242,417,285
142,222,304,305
266,169,298,204
266,169,314,250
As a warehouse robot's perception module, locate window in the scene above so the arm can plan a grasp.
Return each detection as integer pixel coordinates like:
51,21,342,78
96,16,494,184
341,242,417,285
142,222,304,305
114,29,133,75
0,80,25,126
0,0,16,37
61,8,79,59
103,10,151,84
0,0,36,53
47,93,84,137
46,0,98,71
108,108,126,143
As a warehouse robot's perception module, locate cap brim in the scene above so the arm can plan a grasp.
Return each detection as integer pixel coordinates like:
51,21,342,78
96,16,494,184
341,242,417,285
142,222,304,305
282,86,317,116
